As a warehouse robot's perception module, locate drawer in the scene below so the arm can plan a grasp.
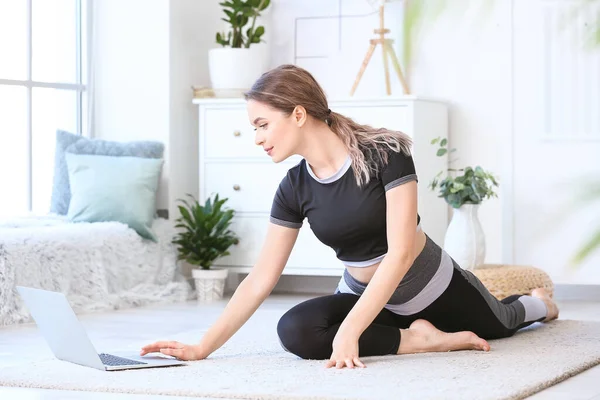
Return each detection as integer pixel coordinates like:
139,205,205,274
202,105,412,160
331,105,411,135
203,107,265,159
203,161,294,213
215,215,342,272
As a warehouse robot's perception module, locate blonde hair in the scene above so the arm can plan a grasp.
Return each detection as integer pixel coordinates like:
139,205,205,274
244,64,413,187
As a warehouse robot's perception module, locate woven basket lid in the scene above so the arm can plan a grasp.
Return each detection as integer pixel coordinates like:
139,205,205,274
472,264,555,300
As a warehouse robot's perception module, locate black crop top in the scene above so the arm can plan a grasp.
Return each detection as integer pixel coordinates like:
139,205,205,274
269,148,420,267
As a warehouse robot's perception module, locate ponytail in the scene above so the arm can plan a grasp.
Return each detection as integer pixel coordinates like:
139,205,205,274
328,111,413,187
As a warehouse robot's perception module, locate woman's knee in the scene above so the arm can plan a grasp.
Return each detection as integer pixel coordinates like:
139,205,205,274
276,305,330,360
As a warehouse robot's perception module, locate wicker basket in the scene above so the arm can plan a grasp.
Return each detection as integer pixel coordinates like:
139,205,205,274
471,264,555,300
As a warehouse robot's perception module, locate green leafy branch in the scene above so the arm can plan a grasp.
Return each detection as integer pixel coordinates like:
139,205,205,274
216,0,270,48
428,137,499,209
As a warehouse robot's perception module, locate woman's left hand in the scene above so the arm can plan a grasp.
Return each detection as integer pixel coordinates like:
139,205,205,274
325,331,366,369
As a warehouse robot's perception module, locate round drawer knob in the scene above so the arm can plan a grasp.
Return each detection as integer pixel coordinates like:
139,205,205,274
233,184,241,191
233,130,241,137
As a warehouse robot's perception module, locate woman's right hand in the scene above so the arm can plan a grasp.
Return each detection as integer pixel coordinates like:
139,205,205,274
138,224,295,363
140,340,208,361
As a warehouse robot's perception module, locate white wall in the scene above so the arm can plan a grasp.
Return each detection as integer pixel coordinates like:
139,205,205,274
93,0,221,219
93,0,170,210
267,0,406,98
93,0,600,285
511,0,600,285
407,3,512,268
168,0,222,220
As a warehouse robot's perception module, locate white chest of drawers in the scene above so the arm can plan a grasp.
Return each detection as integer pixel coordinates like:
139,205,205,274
193,97,448,276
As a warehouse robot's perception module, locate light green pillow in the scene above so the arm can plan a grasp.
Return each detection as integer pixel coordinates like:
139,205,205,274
65,153,164,241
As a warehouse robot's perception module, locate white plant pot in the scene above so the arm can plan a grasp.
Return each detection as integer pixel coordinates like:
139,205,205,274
443,203,486,271
192,267,229,303
208,45,269,92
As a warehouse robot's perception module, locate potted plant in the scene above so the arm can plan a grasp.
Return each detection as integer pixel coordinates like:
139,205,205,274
428,137,499,270
172,193,239,303
209,0,271,92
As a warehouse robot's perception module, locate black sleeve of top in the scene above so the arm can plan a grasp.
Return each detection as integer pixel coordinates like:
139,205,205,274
270,174,304,229
381,149,418,191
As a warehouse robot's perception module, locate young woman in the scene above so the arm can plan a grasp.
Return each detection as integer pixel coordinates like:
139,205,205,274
140,64,559,369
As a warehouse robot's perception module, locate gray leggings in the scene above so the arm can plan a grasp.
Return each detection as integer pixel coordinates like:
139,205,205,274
277,236,548,360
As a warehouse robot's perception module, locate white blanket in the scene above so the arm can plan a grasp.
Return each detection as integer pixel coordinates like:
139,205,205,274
0,214,193,326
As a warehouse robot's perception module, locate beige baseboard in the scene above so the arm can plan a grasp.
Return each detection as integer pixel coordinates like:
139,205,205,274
554,284,600,302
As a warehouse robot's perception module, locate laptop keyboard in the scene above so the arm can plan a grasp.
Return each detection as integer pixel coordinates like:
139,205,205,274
99,353,147,366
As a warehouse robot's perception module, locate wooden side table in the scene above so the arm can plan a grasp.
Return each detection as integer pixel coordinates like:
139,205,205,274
471,264,555,300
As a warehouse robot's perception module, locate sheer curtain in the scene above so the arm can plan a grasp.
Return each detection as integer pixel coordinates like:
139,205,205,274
86,0,96,138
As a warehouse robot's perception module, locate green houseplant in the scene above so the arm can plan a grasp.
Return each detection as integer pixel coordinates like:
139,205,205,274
429,137,499,270
209,0,271,91
428,137,499,209
173,193,239,302
215,0,270,48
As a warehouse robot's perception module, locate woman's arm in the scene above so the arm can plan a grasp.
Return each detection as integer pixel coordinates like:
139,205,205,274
140,222,299,360
336,180,419,340
195,223,299,356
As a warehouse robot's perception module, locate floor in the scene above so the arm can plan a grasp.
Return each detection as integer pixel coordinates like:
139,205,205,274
0,294,599,400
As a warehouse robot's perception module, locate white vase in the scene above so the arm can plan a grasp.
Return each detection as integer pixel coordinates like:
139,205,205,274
192,267,229,303
208,45,269,92
443,203,486,271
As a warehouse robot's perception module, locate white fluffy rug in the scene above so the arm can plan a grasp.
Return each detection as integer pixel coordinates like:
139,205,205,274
0,319,599,400
0,214,193,326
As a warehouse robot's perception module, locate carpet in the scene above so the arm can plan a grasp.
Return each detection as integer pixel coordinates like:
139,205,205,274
0,319,599,400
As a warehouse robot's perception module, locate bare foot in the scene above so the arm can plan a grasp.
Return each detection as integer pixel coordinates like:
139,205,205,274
397,319,490,355
531,288,559,322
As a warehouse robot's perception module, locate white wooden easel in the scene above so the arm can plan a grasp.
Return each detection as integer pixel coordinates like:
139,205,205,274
350,4,410,96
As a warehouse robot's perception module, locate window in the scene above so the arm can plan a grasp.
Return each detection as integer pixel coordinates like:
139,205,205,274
0,0,89,216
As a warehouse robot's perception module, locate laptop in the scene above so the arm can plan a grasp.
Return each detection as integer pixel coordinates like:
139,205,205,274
16,286,186,371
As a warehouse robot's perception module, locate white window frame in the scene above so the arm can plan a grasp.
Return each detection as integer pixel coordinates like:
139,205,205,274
0,0,89,211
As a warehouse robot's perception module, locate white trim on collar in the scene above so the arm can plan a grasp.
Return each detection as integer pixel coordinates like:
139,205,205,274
305,155,352,184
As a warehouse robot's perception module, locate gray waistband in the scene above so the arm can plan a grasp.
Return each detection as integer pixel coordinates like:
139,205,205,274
336,235,453,315
383,251,453,315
